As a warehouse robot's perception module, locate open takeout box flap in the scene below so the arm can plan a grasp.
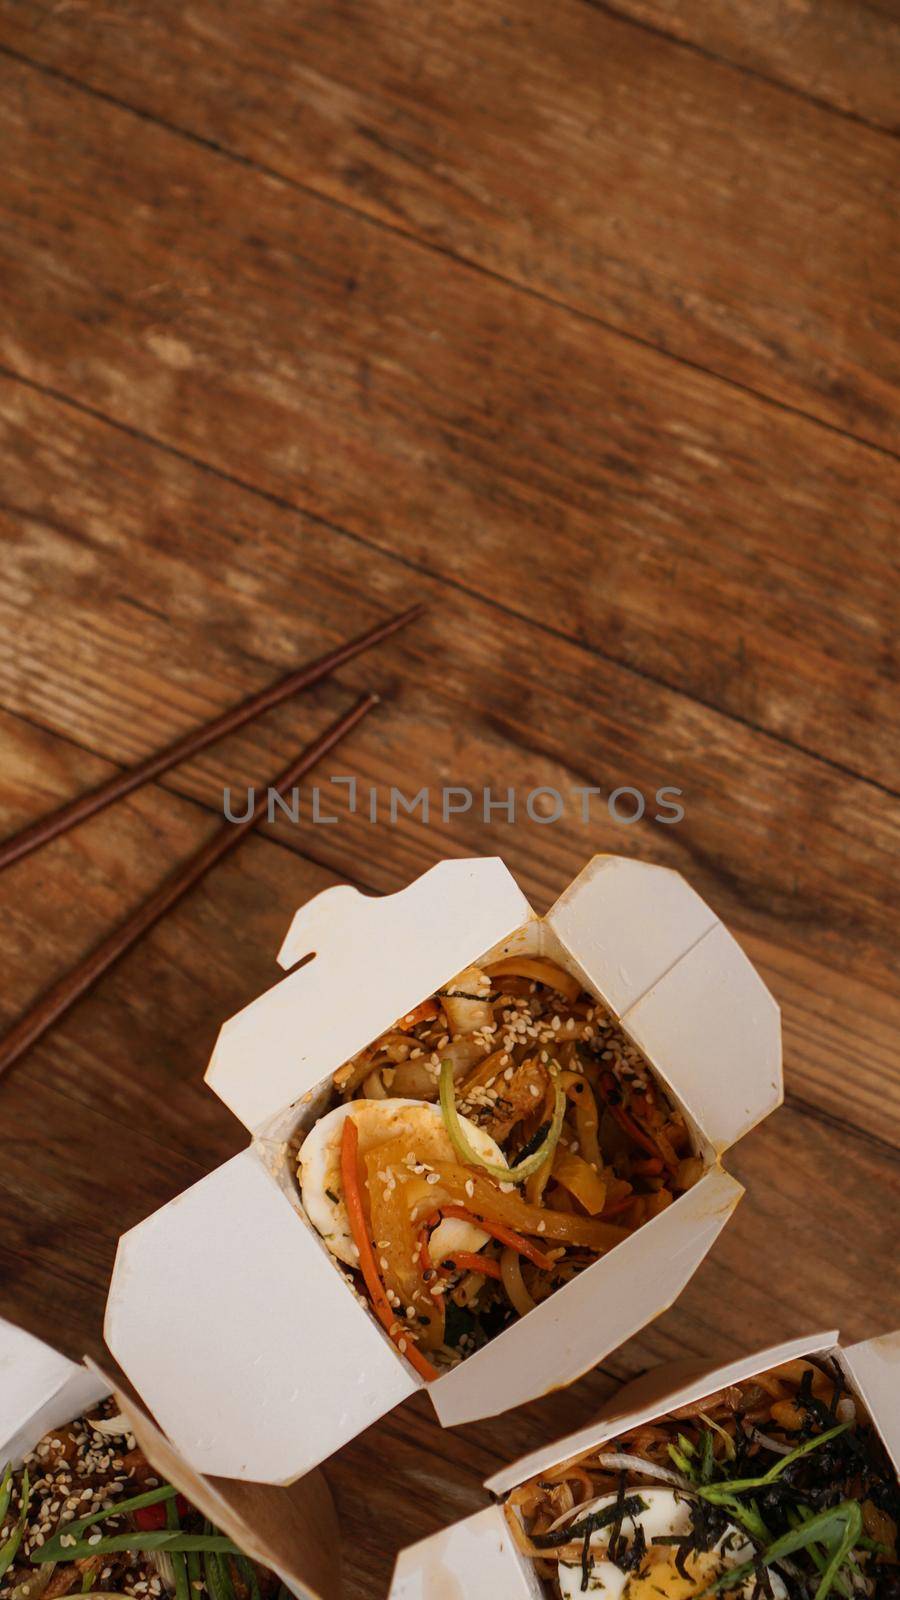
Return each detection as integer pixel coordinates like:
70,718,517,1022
206,858,534,1132
85,1359,342,1600
105,1149,417,1484
546,856,782,1153
429,1166,743,1426
0,1317,109,1466
485,1328,842,1495
545,855,718,1015
838,1331,900,1474
388,1504,541,1600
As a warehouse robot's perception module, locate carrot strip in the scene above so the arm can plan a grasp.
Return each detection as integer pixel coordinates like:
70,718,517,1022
438,1205,557,1269
611,1102,663,1159
631,1157,664,1176
417,1223,434,1275
600,1073,677,1173
438,1250,503,1280
340,1117,438,1381
396,998,439,1030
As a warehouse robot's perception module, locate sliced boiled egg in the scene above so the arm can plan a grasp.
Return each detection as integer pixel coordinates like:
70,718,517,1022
298,1098,506,1266
556,1487,787,1599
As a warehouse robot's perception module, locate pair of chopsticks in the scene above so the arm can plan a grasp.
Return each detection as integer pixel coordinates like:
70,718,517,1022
0,603,423,1082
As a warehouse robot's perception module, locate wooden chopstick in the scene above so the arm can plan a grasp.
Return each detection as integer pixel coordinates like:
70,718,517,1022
0,691,378,1081
0,603,423,872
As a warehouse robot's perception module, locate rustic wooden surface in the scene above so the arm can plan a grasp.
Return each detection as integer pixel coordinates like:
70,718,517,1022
0,1,897,1594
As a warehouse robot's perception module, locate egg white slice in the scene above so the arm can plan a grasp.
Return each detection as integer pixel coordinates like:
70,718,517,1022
298,1097,506,1265
556,1487,787,1599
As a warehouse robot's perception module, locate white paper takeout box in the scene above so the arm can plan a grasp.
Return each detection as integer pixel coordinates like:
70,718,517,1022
0,1317,340,1600
389,1326,900,1598
105,854,781,1484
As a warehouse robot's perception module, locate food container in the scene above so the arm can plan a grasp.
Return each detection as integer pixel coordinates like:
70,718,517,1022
0,1316,340,1599
105,854,782,1484
388,1327,900,1597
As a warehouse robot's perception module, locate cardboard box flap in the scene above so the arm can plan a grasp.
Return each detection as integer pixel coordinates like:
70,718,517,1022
207,858,534,1131
548,857,782,1152
88,1360,342,1600
486,1329,841,1496
0,1317,110,1465
840,1332,900,1473
546,856,718,1015
388,1505,541,1599
105,1149,417,1485
431,1165,743,1430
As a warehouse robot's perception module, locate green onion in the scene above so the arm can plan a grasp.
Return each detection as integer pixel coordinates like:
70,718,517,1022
0,1462,13,1526
31,1482,178,1563
699,1429,715,1483
668,1442,696,1477
439,1059,565,1183
699,1500,863,1600
787,1506,853,1600
699,1422,850,1503
0,1468,29,1581
203,1520,236,1600
166,1488,191,1600
33,1533,241,1565
204,1546,236,1600
697,1411,736,1463
707,1491,770,1546
763,1501,862,1600
236,1555,262,1600
808,1504,862,1600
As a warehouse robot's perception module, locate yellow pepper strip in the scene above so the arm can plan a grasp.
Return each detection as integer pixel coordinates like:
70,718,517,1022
500,1246,536,1316
557,1070,603,1171
552,1149,608,1215
410,1160,631,1254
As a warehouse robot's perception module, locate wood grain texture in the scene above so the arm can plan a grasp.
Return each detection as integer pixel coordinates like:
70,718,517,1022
602,0,900,131
0,59,898,787
0,10,898,1598
1,708,897,1599
0,0,897,451
1,380,898,1155
0,0,890,448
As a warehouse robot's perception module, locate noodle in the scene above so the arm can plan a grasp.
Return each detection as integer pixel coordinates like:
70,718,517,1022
513,1361,899,1598
298,958,700,1373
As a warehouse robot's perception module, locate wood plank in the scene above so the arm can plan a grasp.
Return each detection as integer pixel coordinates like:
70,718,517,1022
1,1044,895,1598
0,64,897,789
604,1098,900,1378
0,388,898,1158
603,0,900,132
0,709,337,1160
1,711,896,1599
0,0,896,447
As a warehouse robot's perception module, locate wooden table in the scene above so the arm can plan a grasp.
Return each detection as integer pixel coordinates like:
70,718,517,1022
0,1,897,1592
